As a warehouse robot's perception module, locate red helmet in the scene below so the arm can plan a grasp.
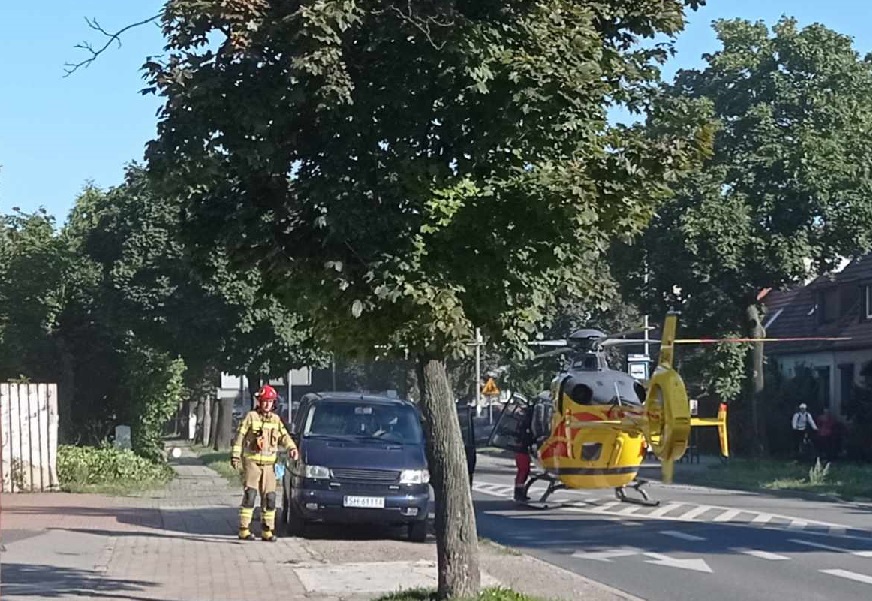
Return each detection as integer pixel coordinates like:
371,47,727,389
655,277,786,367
255,385,278,408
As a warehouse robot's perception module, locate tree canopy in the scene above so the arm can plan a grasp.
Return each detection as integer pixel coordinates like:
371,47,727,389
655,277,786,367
612,17,872,449
144,1,712,596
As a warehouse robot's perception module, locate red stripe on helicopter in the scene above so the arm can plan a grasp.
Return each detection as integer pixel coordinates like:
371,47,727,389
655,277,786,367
540,442,568,460
572,412,603,422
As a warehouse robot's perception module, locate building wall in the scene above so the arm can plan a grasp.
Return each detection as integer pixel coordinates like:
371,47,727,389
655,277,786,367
772,350,872,415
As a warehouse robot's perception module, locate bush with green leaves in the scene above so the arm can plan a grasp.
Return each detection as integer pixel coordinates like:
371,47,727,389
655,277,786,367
121,340,187,462
57,443,173,489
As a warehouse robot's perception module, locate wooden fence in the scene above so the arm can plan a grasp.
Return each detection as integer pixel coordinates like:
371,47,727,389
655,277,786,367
0,383,60,492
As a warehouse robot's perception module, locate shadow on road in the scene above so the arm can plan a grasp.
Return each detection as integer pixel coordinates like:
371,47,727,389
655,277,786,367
472,497,872,557
12,502,430,546
0,562,186,601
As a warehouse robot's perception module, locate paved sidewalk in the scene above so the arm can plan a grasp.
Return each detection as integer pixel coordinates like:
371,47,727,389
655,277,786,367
1,446,642,601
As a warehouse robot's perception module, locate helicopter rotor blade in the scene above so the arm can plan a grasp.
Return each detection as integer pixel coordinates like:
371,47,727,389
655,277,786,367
601,338,662,347
532,347,573,359
606,326,657,339
528,339,569,347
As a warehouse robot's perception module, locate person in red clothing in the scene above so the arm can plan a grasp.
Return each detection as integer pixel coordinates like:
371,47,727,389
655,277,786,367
514,451,532,501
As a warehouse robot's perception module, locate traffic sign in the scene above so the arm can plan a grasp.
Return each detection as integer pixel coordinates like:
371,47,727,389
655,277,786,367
481,377,500,396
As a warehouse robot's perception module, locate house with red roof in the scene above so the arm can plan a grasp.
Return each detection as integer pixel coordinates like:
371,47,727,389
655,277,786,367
763,255,872,415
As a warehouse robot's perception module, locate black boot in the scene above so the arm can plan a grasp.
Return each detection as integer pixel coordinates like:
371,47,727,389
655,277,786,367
513,486,529,502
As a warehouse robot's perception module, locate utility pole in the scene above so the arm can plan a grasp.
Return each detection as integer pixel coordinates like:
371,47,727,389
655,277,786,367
643,254,651,380
288,369,298,424
466,328,484,417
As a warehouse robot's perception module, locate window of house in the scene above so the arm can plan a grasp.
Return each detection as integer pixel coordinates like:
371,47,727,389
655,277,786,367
839,363,854,412
815,366,831,409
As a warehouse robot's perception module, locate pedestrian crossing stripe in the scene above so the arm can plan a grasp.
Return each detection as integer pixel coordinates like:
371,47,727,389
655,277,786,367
471,481,871,541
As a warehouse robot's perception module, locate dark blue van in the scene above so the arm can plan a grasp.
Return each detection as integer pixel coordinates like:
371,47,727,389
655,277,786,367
279,392,430,542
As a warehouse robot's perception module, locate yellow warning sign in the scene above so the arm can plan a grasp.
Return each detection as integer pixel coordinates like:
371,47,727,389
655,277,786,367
481,377,500,396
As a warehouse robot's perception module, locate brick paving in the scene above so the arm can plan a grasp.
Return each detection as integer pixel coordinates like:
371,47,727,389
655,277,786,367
1,445,639,601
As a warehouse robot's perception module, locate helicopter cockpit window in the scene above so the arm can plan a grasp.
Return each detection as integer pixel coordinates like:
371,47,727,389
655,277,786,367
586,379,644,406
634,383,647,404
570,382,593,405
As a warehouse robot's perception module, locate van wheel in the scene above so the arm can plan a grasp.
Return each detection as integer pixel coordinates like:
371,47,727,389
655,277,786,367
408,519,427,543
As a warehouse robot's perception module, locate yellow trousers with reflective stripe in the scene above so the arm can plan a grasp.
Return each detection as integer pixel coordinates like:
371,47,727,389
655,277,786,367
239,459,278,534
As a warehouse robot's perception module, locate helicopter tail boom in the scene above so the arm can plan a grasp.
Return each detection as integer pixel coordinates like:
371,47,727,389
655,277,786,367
689,402,729,458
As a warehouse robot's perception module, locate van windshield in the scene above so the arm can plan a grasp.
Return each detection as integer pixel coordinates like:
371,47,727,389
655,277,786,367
303,401,423,444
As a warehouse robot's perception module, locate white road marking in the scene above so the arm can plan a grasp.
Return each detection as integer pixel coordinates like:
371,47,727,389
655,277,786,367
647,502,686,518
679,505,715,520
789,538,872,557
472,477,871,540
735,548,789,560
712,509,742,522
643,552,713,573
821,569,872,585
572,548,714,573
572,548,641,562
660,530,706,542
588,501,623,513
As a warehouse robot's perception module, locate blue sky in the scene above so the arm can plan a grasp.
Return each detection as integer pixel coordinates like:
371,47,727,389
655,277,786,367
2,1,871,222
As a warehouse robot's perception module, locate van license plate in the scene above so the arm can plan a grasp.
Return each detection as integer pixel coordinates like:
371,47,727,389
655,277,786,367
343,496,385,509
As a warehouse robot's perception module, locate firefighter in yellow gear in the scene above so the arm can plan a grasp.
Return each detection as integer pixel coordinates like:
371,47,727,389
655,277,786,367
231,384,298,541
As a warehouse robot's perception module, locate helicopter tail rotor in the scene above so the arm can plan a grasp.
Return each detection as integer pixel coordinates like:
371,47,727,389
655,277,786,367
642,312,731,484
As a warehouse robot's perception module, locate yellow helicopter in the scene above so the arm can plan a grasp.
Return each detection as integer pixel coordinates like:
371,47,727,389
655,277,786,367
488,310,847,509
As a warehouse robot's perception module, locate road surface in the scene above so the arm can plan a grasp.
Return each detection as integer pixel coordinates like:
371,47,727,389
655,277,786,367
471,452,872,601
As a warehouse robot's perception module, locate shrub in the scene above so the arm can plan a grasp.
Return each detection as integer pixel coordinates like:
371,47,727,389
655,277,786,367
57,443,173,490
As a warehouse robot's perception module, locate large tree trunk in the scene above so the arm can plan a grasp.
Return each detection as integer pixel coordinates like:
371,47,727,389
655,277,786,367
246,372,262,411
209,398,220,447
745,303,766,456
201,394,212,447
416,356,480,599
213,396,234,451
56,335,76,444
194,397,206,444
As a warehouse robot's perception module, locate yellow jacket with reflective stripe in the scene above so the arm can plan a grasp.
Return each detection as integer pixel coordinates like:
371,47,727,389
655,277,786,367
231,410,296,464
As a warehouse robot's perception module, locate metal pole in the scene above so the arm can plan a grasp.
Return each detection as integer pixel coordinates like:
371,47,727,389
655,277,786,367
475,327,482,418
288,370,294,424
331,355,337,391
643,255,651,379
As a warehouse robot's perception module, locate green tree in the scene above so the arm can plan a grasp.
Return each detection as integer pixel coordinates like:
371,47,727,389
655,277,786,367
144,2,710,596
615,17,872,450
121,337,187,460
0,208,68,378
68,166,326,448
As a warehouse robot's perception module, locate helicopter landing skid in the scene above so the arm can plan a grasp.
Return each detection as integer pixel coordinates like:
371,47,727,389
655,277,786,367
615,480,660,507
517,472,568,510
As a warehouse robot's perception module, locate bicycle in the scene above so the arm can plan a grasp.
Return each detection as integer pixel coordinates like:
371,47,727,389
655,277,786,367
797,431,816,462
